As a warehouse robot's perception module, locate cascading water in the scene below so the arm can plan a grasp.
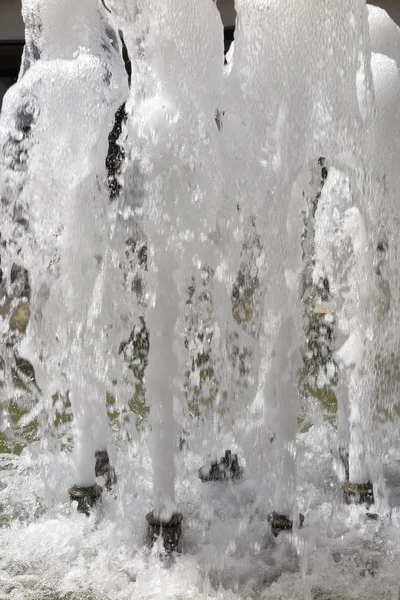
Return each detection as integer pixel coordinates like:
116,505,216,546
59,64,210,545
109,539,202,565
0,0,130,496
1,1,400,598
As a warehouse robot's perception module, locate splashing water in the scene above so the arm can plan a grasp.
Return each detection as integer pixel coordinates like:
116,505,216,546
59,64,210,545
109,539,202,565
1,1,400,599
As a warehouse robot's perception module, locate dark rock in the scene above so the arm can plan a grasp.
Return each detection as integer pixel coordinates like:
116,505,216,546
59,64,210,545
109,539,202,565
199,449,244,482
339,447,350,481
14,356,35,381
179,430,189,451
119,317,149,381
10,264,30,299
343,481,374,506
366,512,379,521
95,450,117,491
267,511,305,537
106,104,127,201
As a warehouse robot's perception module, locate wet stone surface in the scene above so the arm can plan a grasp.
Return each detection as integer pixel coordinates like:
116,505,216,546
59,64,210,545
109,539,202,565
95,450,117,491
267,511,305,537
343,481,374,506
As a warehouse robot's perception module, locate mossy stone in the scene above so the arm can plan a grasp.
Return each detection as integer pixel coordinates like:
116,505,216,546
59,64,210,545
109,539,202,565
9,303,30,333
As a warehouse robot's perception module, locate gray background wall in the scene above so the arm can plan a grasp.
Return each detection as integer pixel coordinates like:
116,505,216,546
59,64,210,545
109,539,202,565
217,0,400,27
0,0,24,40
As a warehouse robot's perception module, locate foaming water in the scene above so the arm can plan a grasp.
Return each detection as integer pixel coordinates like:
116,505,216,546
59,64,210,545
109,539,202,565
2,422,400,599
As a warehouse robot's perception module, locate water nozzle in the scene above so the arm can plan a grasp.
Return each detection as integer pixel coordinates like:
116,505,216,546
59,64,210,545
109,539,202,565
68,484,102,516
146,511,183,554
199,449,244,482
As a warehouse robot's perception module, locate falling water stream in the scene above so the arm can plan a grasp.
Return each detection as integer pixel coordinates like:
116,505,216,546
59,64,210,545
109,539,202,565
1,1,400,599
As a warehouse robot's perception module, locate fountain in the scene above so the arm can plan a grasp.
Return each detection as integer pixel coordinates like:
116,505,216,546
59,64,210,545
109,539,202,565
0,0,400,598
